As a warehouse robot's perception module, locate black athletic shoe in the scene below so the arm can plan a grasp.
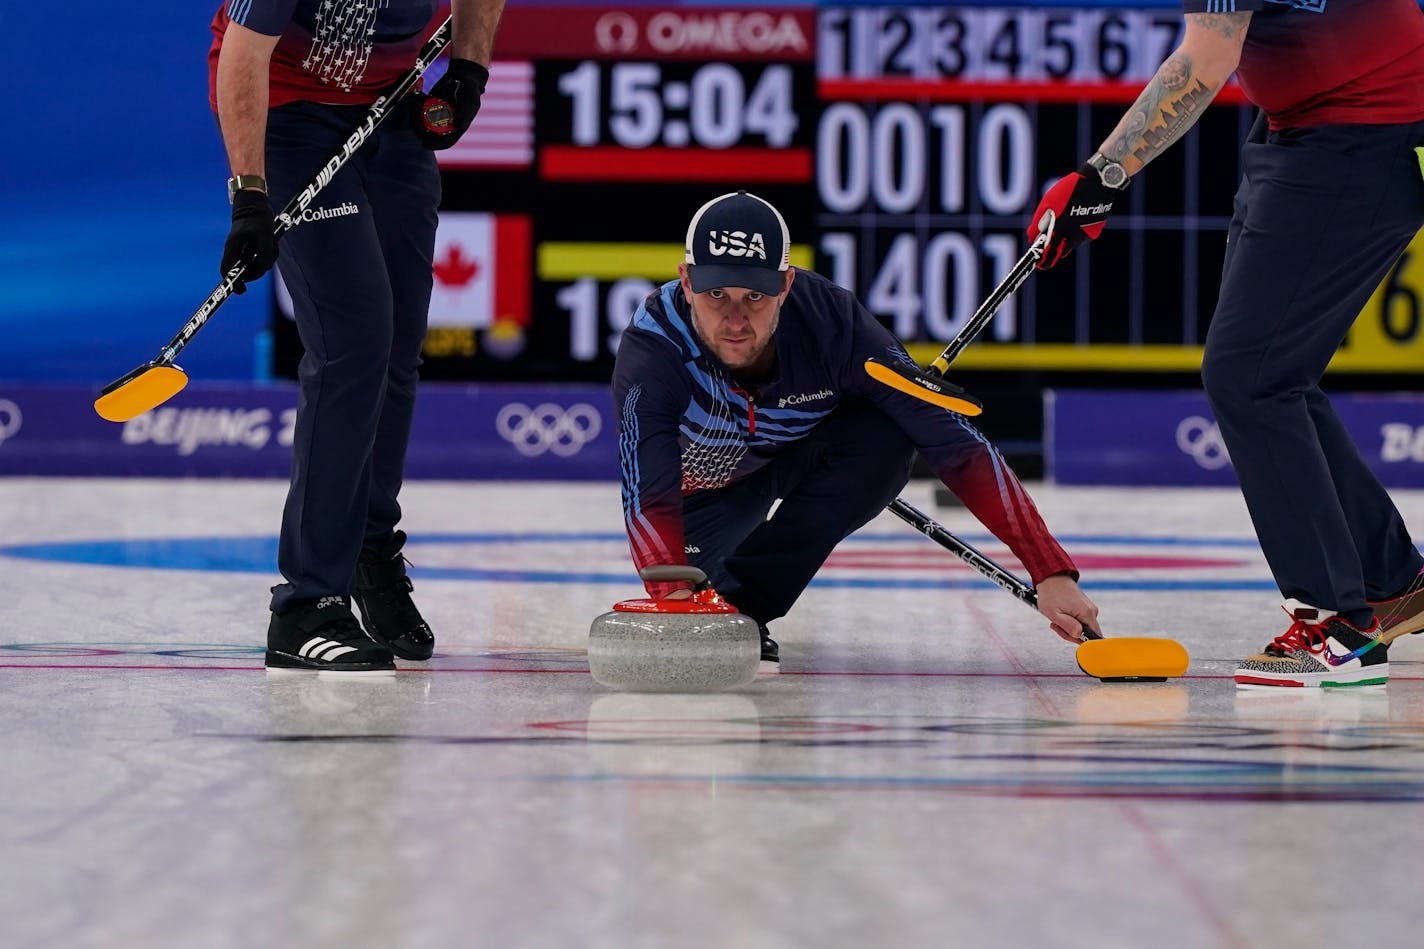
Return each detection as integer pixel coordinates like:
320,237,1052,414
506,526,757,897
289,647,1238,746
266,596,395,676
758,622,780,673
354,530,435,661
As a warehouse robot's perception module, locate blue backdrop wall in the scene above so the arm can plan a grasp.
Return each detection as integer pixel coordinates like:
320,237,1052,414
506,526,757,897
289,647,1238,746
2,3,280,384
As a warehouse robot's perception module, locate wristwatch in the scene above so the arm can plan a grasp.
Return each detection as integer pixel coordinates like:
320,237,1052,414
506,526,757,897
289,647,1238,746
227,174,268,203
1085,153,1130,191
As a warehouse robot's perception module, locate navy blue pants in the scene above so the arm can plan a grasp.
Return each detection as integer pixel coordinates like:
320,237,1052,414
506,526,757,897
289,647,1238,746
263,100,441,613
682,400,915,625
1201,116,1424,625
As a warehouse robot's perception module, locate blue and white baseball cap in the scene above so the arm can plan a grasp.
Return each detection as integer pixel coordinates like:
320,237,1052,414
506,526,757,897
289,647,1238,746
684,191,791,294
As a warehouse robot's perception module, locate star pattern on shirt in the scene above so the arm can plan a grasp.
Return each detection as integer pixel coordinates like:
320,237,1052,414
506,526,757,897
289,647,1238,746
302,0,386,91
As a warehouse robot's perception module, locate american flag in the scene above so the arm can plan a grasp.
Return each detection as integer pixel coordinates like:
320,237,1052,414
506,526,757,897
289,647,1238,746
433,60,534,170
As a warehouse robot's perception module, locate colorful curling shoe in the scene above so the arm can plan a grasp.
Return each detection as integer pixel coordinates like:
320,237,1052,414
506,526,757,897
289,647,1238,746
1235,600,1388,688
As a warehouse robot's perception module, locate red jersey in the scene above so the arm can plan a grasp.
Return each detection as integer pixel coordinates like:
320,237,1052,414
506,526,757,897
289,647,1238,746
1183,0,1424,129
207,0,443,110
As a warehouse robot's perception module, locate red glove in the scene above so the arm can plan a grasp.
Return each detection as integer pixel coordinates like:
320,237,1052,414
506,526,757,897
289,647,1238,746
1028,161,1128,269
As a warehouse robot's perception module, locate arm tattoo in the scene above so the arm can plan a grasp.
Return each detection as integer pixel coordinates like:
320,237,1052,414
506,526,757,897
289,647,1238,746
1190,12,1247,38
1098,12,1248,169
1100,52,1223,169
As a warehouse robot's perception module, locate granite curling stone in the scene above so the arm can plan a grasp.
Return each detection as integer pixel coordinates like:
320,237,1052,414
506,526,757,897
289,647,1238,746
588,565,761,693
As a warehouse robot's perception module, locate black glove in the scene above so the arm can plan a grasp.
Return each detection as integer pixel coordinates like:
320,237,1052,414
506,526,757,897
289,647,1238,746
220,190,277,294
1027,162,1127,270
413,59,489,150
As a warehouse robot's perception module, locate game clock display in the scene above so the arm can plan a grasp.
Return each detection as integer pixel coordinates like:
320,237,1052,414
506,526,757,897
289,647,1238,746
272,4,1424,382
554,61,799,150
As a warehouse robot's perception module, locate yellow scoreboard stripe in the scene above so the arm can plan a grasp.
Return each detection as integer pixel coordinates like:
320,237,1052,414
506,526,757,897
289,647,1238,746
905,341,1421,373
904,344,1209,371
539,242,815,280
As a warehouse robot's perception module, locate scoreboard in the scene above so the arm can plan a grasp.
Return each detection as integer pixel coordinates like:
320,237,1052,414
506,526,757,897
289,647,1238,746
272,4,1424,381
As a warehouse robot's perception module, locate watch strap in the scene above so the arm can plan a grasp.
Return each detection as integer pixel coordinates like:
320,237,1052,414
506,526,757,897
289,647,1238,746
227,174,268,203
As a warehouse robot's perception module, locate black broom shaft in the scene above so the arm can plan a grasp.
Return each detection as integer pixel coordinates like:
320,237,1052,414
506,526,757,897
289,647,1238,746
926,232,1047,375
886,497,1102,641
887,498,1039,608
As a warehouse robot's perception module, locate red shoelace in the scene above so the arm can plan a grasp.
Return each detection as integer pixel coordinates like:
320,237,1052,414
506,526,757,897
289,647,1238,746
1268,618,1330,655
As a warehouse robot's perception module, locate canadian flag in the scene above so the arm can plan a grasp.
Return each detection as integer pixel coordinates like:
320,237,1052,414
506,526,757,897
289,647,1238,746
427,212,531,330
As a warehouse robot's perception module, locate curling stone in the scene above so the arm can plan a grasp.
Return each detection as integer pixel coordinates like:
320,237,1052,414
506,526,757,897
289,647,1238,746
588,565,761,693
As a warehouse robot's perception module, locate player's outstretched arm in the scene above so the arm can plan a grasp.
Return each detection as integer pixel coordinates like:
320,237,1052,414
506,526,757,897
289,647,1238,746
1098,12,1252,176
1029,12,1251,269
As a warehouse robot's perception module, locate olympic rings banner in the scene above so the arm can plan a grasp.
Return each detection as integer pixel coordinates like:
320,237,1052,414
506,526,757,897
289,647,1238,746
0,383,617,480
11,381,1421,485
1049,390,1424,487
